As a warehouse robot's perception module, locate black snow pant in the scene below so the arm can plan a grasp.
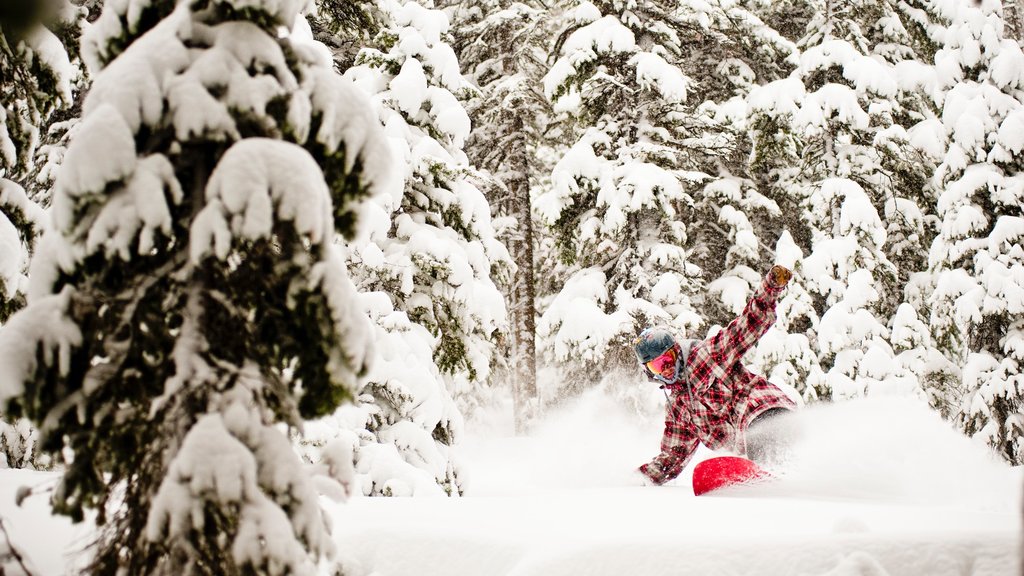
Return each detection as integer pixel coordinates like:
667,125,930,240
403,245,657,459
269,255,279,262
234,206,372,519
745,407,798,466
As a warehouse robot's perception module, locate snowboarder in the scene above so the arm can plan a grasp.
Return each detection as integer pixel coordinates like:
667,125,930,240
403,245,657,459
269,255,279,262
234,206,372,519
634,265,798,486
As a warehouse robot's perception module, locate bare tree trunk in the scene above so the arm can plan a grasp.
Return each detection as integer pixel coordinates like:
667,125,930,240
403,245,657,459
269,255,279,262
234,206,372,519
1005,0,1024,43
509,115,539,435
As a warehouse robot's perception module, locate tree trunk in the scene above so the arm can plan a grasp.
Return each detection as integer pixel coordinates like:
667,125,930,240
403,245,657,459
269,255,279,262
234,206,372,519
508,116,538,435
1006,0,1024,43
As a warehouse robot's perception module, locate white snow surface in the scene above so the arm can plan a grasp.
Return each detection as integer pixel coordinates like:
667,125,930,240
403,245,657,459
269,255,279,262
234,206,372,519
333,393,1019,576
3,393,1019,575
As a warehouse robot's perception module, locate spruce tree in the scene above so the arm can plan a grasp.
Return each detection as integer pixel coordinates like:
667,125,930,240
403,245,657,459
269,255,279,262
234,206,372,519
537,0,796,400
447,0,550,432
925,0,1024,464
338,0,510,493
0,0,77,320
0,0,79,470
0,0,391,572
747,0,939,400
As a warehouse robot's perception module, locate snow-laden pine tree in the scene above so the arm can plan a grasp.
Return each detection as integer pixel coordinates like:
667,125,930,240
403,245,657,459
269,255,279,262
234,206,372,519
0,0,78,470
445,0,551,432
0,0,391,571
0,0,76,321
747,0,940,400
925,0,1024,464
536,0,796,400
333,0,510,495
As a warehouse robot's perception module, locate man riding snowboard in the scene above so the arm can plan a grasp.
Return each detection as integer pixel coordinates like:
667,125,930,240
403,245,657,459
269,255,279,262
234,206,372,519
635,265,797,486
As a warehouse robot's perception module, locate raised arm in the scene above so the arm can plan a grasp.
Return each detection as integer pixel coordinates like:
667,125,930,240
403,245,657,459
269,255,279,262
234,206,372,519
701,266,789,373
639,420,699,485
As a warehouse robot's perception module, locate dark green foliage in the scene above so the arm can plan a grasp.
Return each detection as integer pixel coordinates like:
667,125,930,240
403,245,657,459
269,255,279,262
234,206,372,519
307,0,383,71
304,122,373,240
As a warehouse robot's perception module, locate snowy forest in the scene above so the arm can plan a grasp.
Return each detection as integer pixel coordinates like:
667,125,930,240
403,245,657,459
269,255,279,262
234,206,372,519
0,0,1023,573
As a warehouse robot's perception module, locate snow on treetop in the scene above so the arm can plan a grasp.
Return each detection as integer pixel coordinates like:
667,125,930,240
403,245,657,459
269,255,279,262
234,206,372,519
596,162,684,235
52,104,137,230
996,108,1024,155
383,53,473,149
708,275,752,315
799,40,903,98
85,154,183,260
631,52,689,103
0,180,47,230
572,1,601,24
931,0,1008,87
893,60,937,96
988,38,1024,89
22,23,75,105
975,251,1024,316
81,0,151,72
564,15,636,56
0,287,82,408
191,139,333,262
304,68,396,197
393,0,450,46
842,55,898,98
543,16,637,100
941,84,1011,153
539,136,603,224
907,118,948,161
391,59,430,115
773,230,803,269
389,26,465,94
426,87,472,149
835,180,885,246
747,77,805,116
83,11,191,132
537,268,633,363
145,412,322,574
798,39,859,74
936,163,998,215
795,84,869,132
986,215,1024,253
934,268,985,325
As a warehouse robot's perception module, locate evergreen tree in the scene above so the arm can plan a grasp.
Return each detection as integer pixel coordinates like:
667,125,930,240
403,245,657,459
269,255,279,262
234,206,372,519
0,0,79,470
925,0,1024,464
536,0,795,400
747,0,939,400
340,0,510,492
447,0,550,432
0,0,392,572
0,0,77,320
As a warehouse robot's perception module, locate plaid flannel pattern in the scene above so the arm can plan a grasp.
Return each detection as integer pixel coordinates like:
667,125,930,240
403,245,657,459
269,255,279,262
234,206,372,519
639,272,797,485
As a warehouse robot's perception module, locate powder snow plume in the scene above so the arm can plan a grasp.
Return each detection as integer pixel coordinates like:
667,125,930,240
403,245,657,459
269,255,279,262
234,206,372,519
746,397,1020,511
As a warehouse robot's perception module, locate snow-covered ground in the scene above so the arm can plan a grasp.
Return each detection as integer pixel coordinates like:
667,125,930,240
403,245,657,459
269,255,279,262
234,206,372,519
331,394,1020,576
2,394,1020,575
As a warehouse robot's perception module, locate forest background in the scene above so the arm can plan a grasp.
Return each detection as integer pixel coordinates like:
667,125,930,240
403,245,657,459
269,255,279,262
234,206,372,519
1,0,1023,573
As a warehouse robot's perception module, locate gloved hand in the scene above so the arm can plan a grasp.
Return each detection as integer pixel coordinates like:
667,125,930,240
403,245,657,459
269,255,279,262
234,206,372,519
769,265,793,288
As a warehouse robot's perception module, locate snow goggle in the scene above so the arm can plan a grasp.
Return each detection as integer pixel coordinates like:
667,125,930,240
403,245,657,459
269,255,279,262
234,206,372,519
645,347,677,376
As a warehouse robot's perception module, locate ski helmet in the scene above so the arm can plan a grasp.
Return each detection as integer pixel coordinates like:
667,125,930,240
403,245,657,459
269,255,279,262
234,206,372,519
633,327,676,364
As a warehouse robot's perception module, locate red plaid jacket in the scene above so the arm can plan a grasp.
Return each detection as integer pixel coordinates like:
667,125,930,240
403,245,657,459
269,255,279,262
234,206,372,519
639,272,796,485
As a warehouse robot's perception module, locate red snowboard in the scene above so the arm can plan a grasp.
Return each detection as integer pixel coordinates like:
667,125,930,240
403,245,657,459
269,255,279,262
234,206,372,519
692,456,772,496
